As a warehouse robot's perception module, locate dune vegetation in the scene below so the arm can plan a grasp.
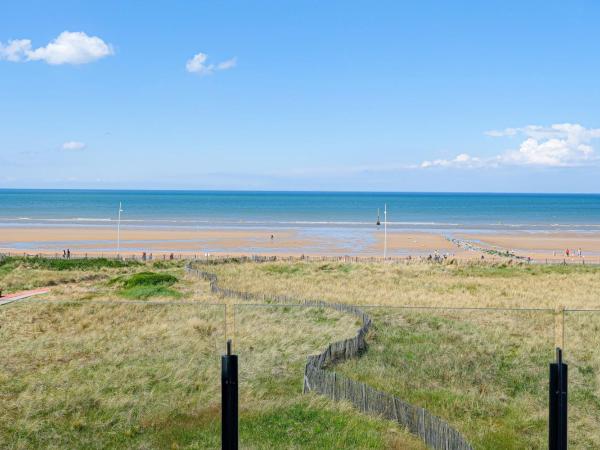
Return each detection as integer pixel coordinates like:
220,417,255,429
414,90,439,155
2,256,599,448
0,257,425,449
207,260,600,449
0,256,143,295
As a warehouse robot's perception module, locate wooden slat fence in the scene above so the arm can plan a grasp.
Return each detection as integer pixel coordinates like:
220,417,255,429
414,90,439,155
4,251,597,266
186,262,473,450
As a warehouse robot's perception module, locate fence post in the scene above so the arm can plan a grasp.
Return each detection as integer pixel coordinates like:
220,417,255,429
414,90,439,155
549,347,567,450
222,340,238,450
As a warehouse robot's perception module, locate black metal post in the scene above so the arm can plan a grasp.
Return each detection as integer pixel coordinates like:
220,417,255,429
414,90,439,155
549,347,567,450
222,339,238,450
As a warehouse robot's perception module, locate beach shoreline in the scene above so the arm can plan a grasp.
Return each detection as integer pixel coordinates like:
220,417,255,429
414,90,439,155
2,224,600,261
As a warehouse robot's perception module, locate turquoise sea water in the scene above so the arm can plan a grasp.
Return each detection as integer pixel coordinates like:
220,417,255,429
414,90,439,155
0,189,599,233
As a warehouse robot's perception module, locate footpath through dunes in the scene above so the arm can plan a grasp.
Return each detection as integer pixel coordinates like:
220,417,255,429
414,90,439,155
187,262,473,450
0,287,50,306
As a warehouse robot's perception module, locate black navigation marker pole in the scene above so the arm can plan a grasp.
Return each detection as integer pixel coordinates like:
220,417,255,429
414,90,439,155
222,339,238,450
549,347,567,450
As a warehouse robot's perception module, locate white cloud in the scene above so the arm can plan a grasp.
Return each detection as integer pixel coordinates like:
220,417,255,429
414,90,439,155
0,39,32,62
484,128,519,137
185,53,210,74
421,153,487,169
186,52,236,75
217,57,237,70
0,31,113,65
61,141,86,151
423,123,600,169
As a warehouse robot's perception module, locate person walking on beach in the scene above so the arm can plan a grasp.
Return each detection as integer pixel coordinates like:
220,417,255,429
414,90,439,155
66,249,71,259
63,249,66,259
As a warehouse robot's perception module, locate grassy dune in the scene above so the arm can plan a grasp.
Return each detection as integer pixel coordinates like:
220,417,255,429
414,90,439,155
4,257,598,448
207,260,600,310
208,260,600,448
0,301,225,448
0,257,144,295
0,301,424,449
0,257,198,302
0,258,425,449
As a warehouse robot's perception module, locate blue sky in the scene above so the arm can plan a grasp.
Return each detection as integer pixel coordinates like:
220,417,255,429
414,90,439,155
1,0,599,192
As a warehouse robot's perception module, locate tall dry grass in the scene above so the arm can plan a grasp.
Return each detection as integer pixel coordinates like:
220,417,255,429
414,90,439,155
207,260,600,310
0,288,425,448
202,260,600,448
0,301,225,448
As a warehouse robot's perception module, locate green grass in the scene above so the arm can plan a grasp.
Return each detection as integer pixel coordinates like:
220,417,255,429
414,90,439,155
7,258,600,448
113,271,181,300
453,261,600,278
261,262,355,277
308,307,340,325
122,272,178,288
0,296,424,449
0,256,140,271
150,400,413,449
238,401,408,449
336,309,553,449
0,257,142,294
318,263,354,273
262,263,306,275
205,261,600,448
0,302,224,449
120,285,182,300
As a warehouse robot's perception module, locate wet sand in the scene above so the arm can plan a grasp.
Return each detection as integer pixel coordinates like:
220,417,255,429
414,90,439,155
371,231,480,259
458,232,600,261
6,226,599,261
0,226,476,258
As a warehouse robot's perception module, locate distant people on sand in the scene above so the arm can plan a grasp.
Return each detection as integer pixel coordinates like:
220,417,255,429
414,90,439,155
270,234,274,240
563,248,584,259
427,250,445,263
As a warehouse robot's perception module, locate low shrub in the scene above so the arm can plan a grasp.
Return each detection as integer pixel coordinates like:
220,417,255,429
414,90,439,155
1,256,139,271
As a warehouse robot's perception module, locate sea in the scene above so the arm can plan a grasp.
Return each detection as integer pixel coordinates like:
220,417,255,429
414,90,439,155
0,189,599,234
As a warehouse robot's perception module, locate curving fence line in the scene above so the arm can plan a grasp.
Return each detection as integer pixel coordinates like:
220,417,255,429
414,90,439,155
186,263,473,450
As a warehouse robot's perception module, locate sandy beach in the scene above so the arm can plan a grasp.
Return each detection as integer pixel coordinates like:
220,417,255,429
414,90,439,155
0,226,477,258
3,225,600,261
458,232,600,262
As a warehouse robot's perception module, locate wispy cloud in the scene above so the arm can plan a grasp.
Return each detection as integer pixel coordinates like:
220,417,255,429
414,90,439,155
61,141,86,151
421,153,486,169
422,123,600,169
259,123,600,177
0,39,31,62
186,52,236,75
0,31,113,65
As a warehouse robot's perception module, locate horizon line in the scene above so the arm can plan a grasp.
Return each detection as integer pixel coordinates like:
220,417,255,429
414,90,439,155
1,188,600,196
